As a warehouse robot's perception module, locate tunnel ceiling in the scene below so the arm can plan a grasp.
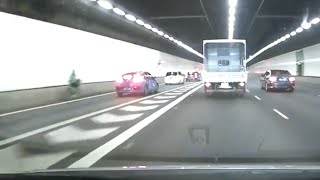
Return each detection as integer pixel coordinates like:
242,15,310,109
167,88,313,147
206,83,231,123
1,0,320,66
115,0,320,66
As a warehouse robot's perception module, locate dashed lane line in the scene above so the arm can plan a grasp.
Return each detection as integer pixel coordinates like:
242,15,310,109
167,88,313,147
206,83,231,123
68,84,204,168
246,89,250,93
120,105,159,112
273,109,290,120
154,95,177,99
254,95,261,101
139,100,169,105
91,113,144,124
0,83,198,146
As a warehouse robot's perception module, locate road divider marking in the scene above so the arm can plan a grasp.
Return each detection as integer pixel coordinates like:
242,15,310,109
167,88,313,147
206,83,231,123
139,100,169,105
44,126,118,144
254,96,261,101
120,105,159,112
273,109,289,120
246,89,250,93
154,95,177,99
91,113,143,124
68,84,204,168
0,83,167,117
0,83,197,146
0,144,75,173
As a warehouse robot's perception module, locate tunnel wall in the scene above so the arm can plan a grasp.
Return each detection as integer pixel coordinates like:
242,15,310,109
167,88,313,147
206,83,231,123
248,43,320,77
0,11,202,92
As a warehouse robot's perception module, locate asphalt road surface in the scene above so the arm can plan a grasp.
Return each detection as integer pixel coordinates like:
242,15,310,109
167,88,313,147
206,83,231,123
0,74,320,172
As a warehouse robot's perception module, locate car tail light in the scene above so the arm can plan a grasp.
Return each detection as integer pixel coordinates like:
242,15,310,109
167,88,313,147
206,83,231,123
269,76,277,82
289,77,295,81
132,74,144,83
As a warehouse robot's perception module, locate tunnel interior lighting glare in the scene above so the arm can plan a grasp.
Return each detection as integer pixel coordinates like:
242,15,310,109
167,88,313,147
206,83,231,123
135,19,145,26
144,23,152,29
229,0,238,8
296,27,303,33
164,34,169,38
311,17,320,24
290,31,297,36
125,14,136,21
169,37,174,41
97,0,113,10
302,22,311,29
113,8,125,16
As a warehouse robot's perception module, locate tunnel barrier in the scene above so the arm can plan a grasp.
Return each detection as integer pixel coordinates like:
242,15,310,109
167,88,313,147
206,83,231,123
0,78,164,114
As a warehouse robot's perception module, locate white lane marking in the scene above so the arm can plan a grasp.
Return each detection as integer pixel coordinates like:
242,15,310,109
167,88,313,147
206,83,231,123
0,83,196,146
68,84,203,168
139,100,169,105
254,96,261,101
0,144,75,173
91,113,143,124
120,105,159,112
246,89,250,93
154,95,177,99
165,92,183,95
173,90,187,93
273,109,290,120
44,126,118,144
0,83,167,117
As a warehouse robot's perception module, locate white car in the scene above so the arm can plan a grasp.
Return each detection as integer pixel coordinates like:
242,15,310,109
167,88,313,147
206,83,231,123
165,72,184,85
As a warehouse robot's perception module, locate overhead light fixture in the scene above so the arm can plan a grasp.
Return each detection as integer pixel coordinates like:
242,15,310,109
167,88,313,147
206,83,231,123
125,14,136,21
296,27,303,33
169,37,174,41
113,8,125,16
228,0,237,39
311,17,320,24
164,34,169,39
135,19,145,26
144,23,152,29
285,34,290,39
151,27,158,33
301,22,311,29
290,31,297,36
97,0,113,10
157,31,164,36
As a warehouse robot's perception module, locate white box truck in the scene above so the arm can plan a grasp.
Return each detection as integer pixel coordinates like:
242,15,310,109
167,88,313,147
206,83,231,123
202,39,247,96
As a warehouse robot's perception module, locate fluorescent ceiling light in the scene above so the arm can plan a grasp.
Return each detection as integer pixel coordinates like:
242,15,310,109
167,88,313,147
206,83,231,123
169,37,174,41
301,22,311,29
113,8,125,16
296,27,303,33
229,16,235,22
285,34,290,39
125,14,136,21
97,0,113,10
229,7,235,16
151,27,158,33
136,19,145,25
164,34,169,38
157,31,164,36
144,23,152,29
311,17,320,24
229,0,238,8
290,31,297,36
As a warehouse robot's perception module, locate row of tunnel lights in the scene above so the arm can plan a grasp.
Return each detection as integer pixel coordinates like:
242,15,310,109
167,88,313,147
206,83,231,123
247,17,320,62
228,0,237,39
89,0,204,58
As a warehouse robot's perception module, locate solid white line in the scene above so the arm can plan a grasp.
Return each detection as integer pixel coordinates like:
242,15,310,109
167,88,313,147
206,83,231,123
246,89,250,93
0,83,167,117
0,83,196,146
273,109,290,120
254,96,261,101
68,84,203,168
